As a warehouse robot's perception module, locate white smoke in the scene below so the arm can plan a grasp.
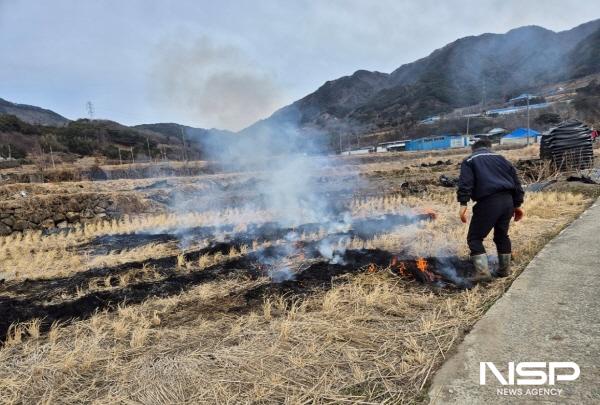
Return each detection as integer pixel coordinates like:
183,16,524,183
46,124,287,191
149,35,284,131
317,236,348,265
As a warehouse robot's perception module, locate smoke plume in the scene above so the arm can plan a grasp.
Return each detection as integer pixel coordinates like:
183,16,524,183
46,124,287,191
150,35,283,131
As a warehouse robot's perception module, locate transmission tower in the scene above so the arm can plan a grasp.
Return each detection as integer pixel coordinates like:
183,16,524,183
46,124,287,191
86,101,95,120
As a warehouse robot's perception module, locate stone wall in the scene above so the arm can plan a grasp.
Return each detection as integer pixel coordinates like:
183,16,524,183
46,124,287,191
0,193,153,235
0,162,214,184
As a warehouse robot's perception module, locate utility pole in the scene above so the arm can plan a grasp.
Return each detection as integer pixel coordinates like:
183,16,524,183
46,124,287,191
180,127,187,161
49,144,56,169
146,137,152,162
7,144,11,160
466,116,471,136
526,95,531,145
481,79,487,110
130,147,135,164
38,144,45,170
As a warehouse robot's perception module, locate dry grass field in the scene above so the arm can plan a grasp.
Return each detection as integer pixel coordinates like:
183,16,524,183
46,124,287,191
0,145,597,404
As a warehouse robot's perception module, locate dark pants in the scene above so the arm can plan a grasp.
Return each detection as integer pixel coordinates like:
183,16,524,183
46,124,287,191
467,192,514,255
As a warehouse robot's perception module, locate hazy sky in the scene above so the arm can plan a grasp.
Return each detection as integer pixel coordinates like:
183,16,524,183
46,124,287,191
1,0,599,130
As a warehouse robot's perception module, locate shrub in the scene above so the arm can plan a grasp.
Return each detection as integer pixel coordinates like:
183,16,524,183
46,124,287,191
0,114,39,135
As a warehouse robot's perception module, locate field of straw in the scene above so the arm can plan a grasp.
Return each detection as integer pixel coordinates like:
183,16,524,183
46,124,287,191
0,146,595,404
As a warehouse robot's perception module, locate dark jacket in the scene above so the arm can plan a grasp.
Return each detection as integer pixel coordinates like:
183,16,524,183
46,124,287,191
457,148,524,207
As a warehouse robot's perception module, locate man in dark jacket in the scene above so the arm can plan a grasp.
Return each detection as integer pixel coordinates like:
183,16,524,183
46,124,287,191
457,138,525,281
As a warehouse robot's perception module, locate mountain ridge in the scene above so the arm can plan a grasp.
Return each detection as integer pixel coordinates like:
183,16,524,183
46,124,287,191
0,98,70,127
2,19,599,159
242,19,600,140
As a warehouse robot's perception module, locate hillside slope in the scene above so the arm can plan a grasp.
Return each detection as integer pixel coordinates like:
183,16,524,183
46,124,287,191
0,98,69,126
243,19,600,140
0,115,225,162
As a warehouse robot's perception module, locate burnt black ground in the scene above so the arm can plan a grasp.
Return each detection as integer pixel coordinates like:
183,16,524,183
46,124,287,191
0,244,472,343
79,213,432,255
1,213,451,343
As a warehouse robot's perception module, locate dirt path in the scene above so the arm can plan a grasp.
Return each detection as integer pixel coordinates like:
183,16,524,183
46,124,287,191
428,198,600,404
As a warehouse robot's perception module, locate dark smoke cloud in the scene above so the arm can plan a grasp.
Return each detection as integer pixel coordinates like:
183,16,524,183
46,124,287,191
149,35,283,131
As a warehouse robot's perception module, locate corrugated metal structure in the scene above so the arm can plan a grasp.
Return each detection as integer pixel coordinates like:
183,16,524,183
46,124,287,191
405,134,470,151
540,120,593,170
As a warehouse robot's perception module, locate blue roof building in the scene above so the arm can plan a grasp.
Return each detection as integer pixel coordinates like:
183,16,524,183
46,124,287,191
500,128,541,145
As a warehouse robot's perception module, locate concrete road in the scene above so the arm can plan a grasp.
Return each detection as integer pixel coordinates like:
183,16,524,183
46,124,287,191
428,198,600,404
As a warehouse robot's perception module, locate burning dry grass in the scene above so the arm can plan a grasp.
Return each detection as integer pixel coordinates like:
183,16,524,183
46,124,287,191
0,193,435,281
0,189,592,404
0,208,274,280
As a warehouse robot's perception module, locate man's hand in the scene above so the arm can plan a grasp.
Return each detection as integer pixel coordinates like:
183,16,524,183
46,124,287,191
514,207,524,222
459,206,468,223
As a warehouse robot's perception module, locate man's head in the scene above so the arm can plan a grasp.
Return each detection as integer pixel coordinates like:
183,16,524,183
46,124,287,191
471,138,492,151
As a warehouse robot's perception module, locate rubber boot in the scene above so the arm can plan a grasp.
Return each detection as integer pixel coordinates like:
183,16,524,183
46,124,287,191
496,253,511,277
471,254,492,282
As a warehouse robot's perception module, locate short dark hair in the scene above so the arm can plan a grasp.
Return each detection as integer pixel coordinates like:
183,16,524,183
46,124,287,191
471,138,492,151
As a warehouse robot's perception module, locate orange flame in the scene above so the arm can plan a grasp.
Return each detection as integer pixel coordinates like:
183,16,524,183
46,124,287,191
416,257,428,273
368,263,377,273
391,257,408,276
